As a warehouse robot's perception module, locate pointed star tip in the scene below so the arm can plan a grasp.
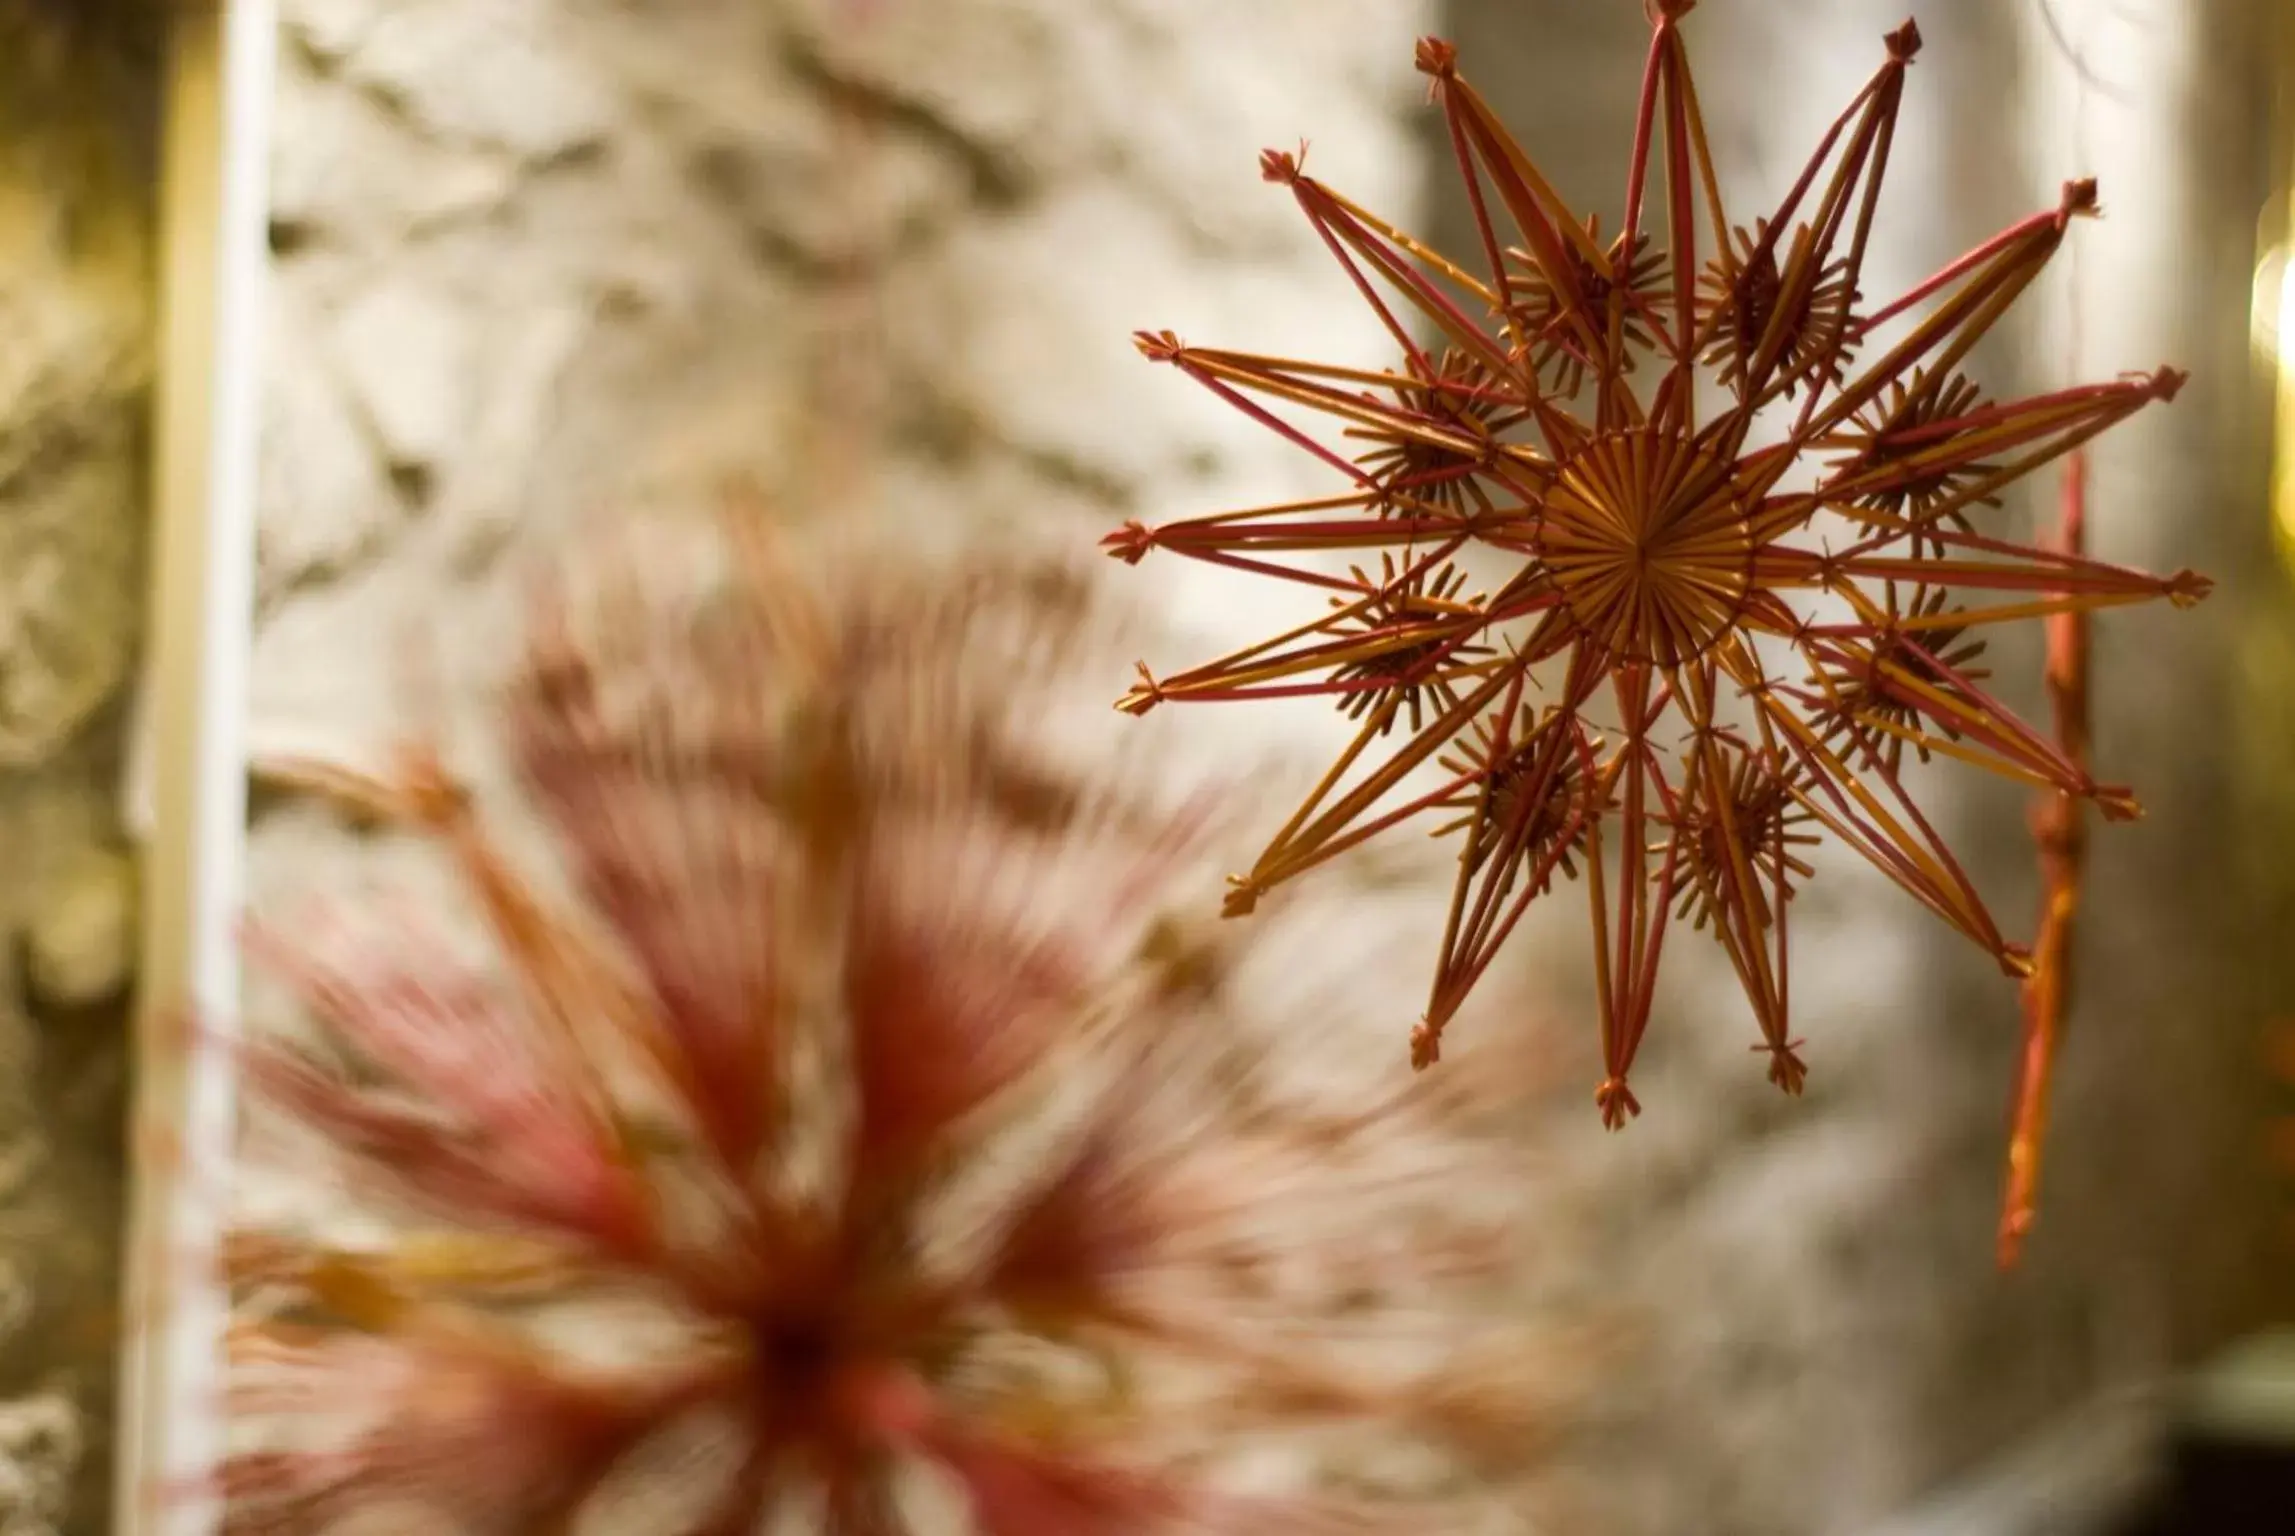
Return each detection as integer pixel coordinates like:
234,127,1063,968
1410,1023,1441,1070
1887,18,1923,61
1413,36,1459,78
1100,521,1155,564
1755,1038,1810,1096
1116,665,1164,715
1131,329,1184,362
1595,1076,1641,1130
1996,1217,2034,1271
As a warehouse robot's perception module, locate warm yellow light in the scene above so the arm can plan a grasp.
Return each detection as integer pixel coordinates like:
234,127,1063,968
2256,242,2291,362
2269,240,2295,559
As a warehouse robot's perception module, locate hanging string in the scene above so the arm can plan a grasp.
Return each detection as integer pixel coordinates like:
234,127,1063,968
1999,0,2109,1270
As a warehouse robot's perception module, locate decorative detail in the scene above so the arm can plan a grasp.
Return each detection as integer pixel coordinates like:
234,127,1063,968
1998,450,2095,1266
1107,8,2207,1126
198,510,1546,1532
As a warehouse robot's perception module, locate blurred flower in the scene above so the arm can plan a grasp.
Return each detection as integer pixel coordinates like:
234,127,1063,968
1108,8,2207,1126
207,507,1553,1533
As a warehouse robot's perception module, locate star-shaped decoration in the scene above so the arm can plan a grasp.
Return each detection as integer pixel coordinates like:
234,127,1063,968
199,518,1547,1533
1108,4,2208,1127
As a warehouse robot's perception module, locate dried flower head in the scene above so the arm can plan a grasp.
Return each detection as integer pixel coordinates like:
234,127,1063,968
1108,9,2208,1125
204,505,1552,1533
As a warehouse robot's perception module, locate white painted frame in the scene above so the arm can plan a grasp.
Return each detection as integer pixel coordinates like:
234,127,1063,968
116,3,277,1533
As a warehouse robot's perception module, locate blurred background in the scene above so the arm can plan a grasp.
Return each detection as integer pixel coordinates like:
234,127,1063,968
5,0,2295,1532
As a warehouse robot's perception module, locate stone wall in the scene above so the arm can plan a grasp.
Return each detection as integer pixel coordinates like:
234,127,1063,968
236,2,2289,1535
246,0,1433,760
0,5,158,1534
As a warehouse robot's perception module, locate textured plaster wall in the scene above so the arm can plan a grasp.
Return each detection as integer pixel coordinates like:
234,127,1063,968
0,7,157,1535
247,0,1435,765
240,2,2285,1536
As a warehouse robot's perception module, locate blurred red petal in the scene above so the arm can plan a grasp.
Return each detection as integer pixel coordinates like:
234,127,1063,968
842,819,1116,1177
983,1119,1162,1316
921,1430,1182,1536
240,928,652,1259
219,1319,666,1533
506,591,790,1168
922,1428,1397,1536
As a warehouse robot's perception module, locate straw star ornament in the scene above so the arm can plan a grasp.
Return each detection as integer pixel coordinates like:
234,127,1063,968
192,515,1556,1535
1108,5,2208,1127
